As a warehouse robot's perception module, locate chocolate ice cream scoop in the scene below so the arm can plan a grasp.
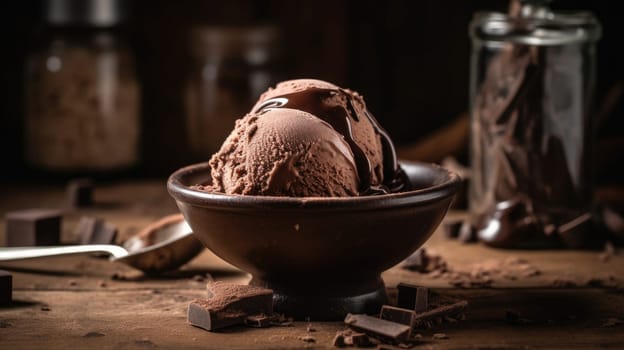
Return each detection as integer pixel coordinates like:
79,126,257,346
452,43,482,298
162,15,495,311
206,108,360,197
251,79,407,195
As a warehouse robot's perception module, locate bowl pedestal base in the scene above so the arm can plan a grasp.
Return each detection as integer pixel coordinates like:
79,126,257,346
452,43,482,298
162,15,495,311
250,275,387,321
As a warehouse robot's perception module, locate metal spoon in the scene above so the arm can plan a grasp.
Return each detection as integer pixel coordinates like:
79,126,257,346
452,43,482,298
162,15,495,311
0,214,204,274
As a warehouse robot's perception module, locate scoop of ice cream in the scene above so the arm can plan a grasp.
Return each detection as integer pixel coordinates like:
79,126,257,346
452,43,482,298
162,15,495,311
251,79,407,194
206,108,360,196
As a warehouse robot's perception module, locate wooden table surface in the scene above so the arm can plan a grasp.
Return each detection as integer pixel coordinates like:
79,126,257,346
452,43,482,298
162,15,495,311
1,180,623,349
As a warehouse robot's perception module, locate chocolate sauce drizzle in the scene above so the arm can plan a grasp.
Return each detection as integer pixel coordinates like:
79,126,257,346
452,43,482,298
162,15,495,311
253,87,408,195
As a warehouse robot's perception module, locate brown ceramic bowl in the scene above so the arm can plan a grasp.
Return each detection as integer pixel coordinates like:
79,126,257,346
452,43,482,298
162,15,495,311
168,160,460,320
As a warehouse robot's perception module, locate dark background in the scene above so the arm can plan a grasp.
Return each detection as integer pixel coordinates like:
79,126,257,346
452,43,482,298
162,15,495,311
0,0,622,184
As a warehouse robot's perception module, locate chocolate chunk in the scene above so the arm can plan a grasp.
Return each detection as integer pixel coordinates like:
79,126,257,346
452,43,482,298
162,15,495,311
348,332,372,347
188,282,273,331
415,287,428,313
344,314,411,343
442,219,463,239
188,300,247,331
5,209,61,246
333,329,374,348
396,283,428,313
75,217,118,245
332,331,348,347
245,314,271,328
401,249,447,273
0,270,12,305
66,178,94,207
401,249,426,272
380,305,416,334
397,283,418,310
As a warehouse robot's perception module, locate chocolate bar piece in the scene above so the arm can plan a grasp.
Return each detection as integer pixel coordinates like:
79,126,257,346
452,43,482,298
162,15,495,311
344,314,410,343
76,217,118,245
188,300,246,330
188,282,273,331
396,283,428,311
415,287,428,313
66,178,94,207
0,270,12,305
380,305,416,333
5,209,62,246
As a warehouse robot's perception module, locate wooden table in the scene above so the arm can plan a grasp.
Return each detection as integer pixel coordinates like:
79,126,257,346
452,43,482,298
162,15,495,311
1,180,623,349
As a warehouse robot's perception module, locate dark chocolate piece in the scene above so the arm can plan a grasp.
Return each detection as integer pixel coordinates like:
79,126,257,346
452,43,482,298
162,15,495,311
397,283,428,312
401,248,448,273
0,270,12,305
396,283,418,310
401,249,426,272
76,217,118,245
346,332,372,347
344,313,410,342
333,330,373,348
5,209,62,246
66,178,94,207
332,331,349,347
187,282,273,331
415,287,428,313
442,219,463,239
380,305,416,333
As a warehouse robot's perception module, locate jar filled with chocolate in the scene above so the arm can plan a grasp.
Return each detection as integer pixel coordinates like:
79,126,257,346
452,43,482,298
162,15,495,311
25,0,140,173
468,0,602,248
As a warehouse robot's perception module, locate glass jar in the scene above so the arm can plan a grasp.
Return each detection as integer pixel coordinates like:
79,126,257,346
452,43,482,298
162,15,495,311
25,0,140,172
468,1,602,248
185,25,280,159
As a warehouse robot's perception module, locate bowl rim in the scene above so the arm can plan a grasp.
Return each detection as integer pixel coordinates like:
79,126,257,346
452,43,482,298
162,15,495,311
167,160,461,211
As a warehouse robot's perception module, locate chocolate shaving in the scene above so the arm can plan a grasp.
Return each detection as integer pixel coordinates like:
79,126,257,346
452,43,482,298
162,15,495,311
412,300,468,328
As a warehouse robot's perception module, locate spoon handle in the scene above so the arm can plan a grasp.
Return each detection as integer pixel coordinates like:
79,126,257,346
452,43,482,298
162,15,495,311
0,245,128,261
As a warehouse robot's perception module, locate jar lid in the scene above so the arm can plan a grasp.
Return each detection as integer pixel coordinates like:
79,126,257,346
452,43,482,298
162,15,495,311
44,0,129,27
470,2,601,46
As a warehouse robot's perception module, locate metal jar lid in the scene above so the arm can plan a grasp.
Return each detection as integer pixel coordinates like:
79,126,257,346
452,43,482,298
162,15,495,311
470,0,601,46
44,0,129,27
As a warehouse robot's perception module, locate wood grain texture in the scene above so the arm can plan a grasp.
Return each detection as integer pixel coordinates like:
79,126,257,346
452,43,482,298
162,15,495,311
1,181,623,349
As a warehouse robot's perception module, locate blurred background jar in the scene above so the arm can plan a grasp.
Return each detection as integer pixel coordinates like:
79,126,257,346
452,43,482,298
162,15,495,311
468,0,602,248
25,0,140,173
185,25,281,159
